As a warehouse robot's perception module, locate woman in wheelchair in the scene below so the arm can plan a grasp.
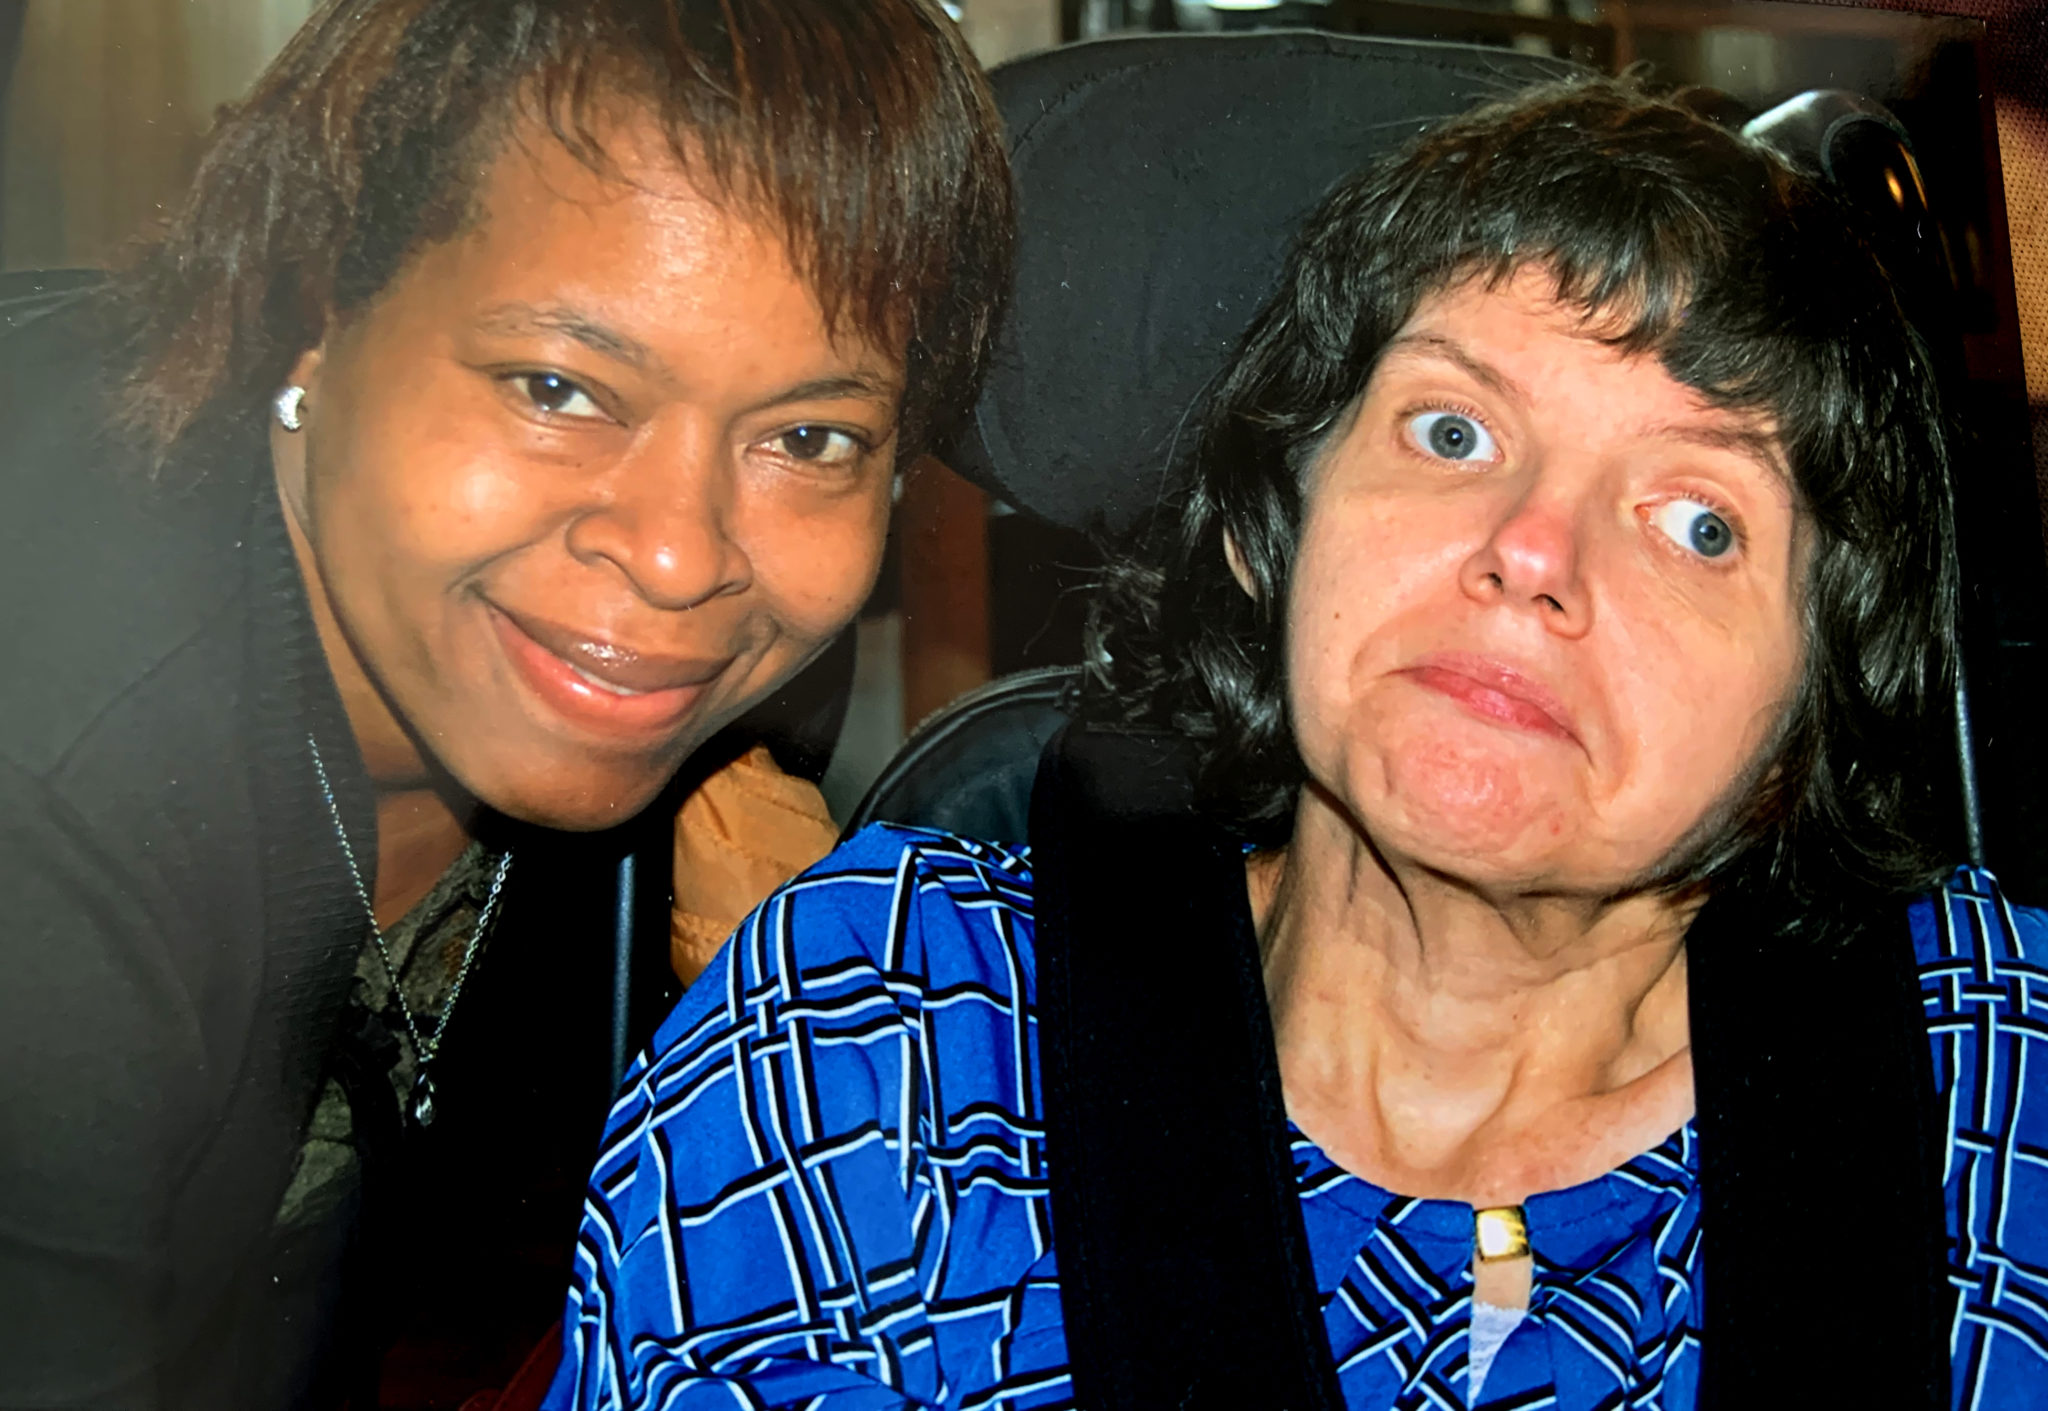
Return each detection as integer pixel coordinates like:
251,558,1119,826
547,77,2044,1409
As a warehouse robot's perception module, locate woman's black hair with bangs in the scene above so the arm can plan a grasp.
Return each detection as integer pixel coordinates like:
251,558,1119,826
1088,75,1961,899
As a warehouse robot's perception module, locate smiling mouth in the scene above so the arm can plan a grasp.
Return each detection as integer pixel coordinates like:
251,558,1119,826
486,600,733,738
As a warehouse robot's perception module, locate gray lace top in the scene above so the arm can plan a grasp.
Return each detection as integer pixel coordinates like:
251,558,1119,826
273,840,504,1265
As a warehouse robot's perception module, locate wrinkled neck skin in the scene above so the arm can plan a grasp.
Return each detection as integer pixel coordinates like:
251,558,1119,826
1256,781,1698,1211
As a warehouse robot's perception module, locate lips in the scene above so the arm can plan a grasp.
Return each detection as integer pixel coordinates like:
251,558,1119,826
487,601,732,740
1400,652,1579,743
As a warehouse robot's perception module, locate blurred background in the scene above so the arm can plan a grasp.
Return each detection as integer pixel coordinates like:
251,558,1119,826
4,0,2042,828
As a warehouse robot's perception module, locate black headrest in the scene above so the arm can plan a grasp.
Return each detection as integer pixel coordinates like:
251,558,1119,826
948,32,1579,536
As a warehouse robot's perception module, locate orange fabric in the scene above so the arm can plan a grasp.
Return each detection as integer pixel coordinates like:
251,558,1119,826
670,744,839,987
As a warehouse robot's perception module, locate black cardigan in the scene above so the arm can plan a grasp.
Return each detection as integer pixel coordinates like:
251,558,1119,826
0,288,391,1404
0,291,638,1407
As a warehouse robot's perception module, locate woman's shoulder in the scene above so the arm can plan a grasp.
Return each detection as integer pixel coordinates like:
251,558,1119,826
742,820,1036,973
0,289,264,779
777,819,1034,910
1910,870,2048,1395
592,825,1047,1297
1908,864,2048,976
1906,866,2048,1071
638,823,1037,1061
1907,864,2048,1103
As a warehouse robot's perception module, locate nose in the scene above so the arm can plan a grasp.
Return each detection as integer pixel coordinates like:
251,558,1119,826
564,421,753,611
1458,488,1591,636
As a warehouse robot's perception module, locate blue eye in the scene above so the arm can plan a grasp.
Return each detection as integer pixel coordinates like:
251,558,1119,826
1648,498,1737,559
1407,411,1497,462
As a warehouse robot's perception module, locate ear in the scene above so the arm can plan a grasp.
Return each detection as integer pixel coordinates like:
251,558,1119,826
285,345,326,403
1223,529,1257,599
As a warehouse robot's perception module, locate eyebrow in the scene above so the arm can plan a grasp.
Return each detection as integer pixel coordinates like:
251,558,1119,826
1381,333,1533,406
475,302,659,374
1647,421,1792,489
757,373,900,408
472,303,900,410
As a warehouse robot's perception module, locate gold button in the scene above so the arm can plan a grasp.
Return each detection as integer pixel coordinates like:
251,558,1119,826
1474,1205,1530,1262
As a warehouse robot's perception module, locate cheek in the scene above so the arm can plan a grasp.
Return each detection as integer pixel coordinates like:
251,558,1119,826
320,405,561,577
1628,643,1790,792
1600,589,1803,834
1285,505,1466,743
387,437,567,566
746,487,892,638
1612,567,1800,744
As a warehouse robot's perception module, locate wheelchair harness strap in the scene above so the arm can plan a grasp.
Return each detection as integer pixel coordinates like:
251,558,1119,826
1030,724,1950,1410
1683,859,1953,1406
1032,727,1345,1411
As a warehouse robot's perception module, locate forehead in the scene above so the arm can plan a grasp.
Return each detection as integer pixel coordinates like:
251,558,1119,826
460,116,788,307
399,111,903,379
1382,271,1673,403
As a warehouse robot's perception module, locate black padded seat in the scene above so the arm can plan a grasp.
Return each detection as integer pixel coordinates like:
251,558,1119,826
948,31,1576,539
841,666,1078,846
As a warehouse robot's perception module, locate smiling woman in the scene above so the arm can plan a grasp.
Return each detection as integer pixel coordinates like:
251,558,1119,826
268,119,911,834
0,1,1009,1407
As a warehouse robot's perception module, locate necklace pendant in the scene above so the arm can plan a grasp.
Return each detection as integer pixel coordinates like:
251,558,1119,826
409,1071,438,1128
1474,1205,1530,1263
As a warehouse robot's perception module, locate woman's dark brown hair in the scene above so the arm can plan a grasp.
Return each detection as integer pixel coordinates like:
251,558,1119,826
1089,76,1962,904
113,0,1014,468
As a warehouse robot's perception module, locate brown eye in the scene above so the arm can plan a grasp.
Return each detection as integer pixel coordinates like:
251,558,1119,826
515,373,605,420
775,426,862,465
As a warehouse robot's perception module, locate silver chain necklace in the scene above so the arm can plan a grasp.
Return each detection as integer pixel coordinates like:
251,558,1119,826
308,733,513,1128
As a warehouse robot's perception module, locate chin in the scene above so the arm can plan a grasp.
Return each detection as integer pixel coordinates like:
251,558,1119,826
452,739,692,833
1375,736,1539,837
1338,743,1585,885
490,775,675,832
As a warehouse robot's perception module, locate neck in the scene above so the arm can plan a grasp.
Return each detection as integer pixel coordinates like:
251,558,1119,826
276,437,474,926
1260,787,1695,1205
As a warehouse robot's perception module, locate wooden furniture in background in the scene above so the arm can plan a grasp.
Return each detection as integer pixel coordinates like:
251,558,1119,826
897,457,994,733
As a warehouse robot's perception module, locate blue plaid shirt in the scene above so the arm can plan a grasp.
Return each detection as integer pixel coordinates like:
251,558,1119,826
545,825,2048,1410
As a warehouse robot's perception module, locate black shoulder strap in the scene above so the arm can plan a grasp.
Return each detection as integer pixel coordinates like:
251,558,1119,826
1031,724,1344,1411
1687,878,1953,1408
